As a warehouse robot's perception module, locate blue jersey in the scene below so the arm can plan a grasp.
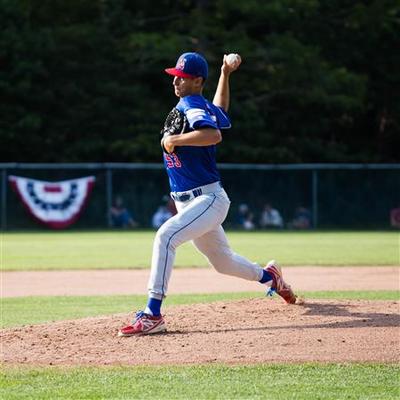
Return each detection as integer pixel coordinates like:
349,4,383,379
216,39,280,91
163,94,231,192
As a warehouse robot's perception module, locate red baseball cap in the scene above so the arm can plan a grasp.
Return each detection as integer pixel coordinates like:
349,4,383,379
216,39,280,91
165,52,208,79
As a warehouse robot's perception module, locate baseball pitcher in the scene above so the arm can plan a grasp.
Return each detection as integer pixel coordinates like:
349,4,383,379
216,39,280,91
119,52,297,337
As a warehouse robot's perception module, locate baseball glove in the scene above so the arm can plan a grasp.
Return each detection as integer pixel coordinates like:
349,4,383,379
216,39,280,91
160,108,188,153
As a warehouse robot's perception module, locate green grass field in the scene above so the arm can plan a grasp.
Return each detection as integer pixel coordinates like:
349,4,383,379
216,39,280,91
2,230,399,399
2,230,399,270
1,364,399,400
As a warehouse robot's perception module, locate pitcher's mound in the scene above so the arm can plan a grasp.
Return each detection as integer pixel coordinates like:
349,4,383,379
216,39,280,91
2,298,399,366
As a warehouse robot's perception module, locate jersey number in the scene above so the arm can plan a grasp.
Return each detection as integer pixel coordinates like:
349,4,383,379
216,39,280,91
165,153,182,168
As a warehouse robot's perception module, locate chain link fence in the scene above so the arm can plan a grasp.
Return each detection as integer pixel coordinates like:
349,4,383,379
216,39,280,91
1,163,399,230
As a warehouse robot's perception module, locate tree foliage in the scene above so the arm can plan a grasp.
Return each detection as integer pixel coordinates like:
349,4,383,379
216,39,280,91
1,0,399,162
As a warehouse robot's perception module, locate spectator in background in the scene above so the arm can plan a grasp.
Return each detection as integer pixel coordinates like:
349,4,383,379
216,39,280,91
110,196,138,228
236,203,255,230
390,206,400,228
259,203,284,229
243,212,256,230
289,206,312,229
152,196,174,229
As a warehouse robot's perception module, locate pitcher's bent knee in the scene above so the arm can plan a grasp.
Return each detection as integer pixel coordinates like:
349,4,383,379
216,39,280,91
154,224,183,252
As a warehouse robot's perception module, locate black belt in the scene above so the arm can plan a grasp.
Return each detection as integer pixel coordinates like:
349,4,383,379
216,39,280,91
171,188,203,202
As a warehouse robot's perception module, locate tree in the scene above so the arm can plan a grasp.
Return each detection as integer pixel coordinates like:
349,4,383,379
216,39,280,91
0,0,398,162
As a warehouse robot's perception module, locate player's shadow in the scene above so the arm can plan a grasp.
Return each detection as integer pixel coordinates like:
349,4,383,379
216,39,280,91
291,301,400,330
168,301,400,335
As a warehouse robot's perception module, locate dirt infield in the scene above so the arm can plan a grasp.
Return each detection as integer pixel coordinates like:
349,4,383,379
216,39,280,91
2,298,399,365
2,267,399,366
2,266,399,297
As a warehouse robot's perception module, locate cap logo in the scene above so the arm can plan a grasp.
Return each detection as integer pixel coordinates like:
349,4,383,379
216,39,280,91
176,56,186,71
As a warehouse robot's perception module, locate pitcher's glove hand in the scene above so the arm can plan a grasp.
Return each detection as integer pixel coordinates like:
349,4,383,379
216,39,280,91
160,108,188,153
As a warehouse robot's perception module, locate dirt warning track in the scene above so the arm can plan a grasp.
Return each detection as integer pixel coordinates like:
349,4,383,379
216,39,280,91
2,266,399,297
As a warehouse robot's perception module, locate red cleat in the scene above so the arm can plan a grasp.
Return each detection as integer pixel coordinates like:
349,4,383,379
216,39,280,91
118,311,167,337
264,260,297,304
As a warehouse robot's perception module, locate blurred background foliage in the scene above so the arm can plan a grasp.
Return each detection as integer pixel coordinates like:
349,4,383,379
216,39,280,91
1,0,399,163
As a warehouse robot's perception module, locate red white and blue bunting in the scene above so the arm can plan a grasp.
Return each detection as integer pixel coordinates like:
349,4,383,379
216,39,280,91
9,175,96,229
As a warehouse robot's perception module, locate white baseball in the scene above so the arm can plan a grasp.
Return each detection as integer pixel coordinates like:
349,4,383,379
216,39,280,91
226,53,240,67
